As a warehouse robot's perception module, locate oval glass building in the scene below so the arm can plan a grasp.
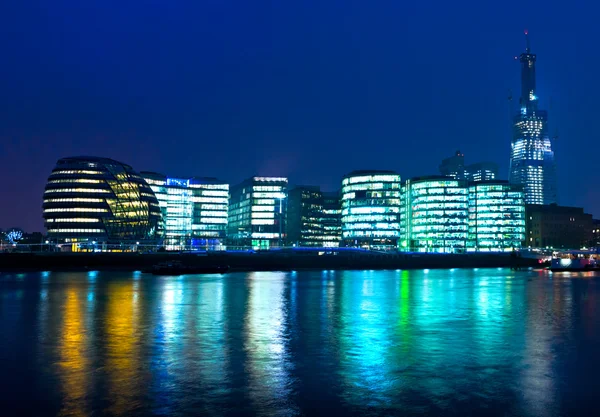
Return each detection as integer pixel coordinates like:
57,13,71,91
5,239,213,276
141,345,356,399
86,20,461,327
402,176,469,253
467,181,525,251
43,157,162,247
341,170,402,250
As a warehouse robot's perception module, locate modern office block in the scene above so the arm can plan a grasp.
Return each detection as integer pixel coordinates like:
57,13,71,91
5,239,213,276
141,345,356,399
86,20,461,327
341,170,402,250
228,177,288,249
322,192,342,247
509,32,557,205
141,172,229,250
402,176,469,253
43,157,162,245
467,181,525,251
288,186,341,247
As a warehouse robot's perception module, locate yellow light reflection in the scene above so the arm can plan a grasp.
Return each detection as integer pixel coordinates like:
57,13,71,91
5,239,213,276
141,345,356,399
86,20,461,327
58,289,88,417
105,281,141,415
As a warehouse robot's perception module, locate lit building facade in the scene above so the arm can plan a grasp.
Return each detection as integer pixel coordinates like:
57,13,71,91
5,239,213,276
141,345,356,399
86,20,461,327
43,157,162,246
402,176,469,253
341,171,401,250
228,177,288,249
322,192,342,247
288,186,341,247
467,181,525,251
509,33,557,205
141,172,229,250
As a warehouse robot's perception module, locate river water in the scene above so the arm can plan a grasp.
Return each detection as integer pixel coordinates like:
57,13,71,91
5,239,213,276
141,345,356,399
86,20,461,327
1,269,599,416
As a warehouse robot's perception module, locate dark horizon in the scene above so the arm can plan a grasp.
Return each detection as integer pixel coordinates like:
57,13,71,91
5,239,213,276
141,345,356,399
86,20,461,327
1,1,598,232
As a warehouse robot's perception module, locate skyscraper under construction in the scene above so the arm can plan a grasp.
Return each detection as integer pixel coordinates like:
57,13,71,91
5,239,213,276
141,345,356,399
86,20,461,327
509,31,557,205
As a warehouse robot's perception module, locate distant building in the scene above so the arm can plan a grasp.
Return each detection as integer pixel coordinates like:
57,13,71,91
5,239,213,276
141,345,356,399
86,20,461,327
288,186,341,247
141,172,229,250
589,219,600,248
439,150,466,180
341,170,402,250
43,156,162,247
402,176,469,253
526,204,592,249
439,151,498,182
467,181,525,251
228,177,288,249
509,32,558,205
466,162,498,182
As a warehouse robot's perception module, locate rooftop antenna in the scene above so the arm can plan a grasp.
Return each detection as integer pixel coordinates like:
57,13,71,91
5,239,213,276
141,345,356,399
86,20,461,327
524,29,530,53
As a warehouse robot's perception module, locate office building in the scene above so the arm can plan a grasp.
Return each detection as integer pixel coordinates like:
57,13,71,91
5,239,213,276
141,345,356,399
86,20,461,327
467,181,525,251
402,176,469,253
43,157,162,247
467,162,498,182
439,151,467,180
288,186,341,247
322,192,343,247
439,151,498,182
228,177,288,249
526,204,592,249
141,172,229,250
509,32,558,205
341,170,402,250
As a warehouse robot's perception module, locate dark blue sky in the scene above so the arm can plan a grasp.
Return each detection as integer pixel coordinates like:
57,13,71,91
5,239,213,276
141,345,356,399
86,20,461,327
1,0,598,232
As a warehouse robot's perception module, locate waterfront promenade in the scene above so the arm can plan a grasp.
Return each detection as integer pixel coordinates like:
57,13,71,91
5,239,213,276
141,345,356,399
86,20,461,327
0,250,538,272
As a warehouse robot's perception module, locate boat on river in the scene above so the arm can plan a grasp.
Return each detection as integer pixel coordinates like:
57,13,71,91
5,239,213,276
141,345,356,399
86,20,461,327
550,250,600,272
149,261,229,275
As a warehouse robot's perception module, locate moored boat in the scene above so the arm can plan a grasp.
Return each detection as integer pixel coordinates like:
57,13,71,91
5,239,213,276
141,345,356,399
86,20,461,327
550,250,600,272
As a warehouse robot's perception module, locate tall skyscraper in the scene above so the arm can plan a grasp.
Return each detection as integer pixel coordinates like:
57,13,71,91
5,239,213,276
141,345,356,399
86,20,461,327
509,31,557,205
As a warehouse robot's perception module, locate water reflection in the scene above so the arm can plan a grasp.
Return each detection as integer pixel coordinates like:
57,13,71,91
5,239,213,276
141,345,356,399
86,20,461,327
57,289,89,416
1,269,600,416
244,272,296,416
337,271,401,411
105,279,142,415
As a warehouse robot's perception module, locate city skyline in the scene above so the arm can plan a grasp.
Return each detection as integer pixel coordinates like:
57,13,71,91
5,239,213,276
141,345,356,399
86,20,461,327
1,1,598,232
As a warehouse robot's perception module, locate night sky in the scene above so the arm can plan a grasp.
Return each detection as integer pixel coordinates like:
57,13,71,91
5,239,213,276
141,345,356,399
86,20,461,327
1,1,598,232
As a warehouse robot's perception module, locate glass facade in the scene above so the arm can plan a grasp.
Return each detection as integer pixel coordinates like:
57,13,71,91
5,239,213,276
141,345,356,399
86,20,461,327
141,172,229,250
288,187,341,247
509,39,557,205
467,181,525,251
43,157,162,244
402,177,468,253
341,171,401,250
228,177,288,249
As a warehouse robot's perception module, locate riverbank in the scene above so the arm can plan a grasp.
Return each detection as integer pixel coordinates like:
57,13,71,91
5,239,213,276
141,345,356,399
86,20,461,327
0,251,539,272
